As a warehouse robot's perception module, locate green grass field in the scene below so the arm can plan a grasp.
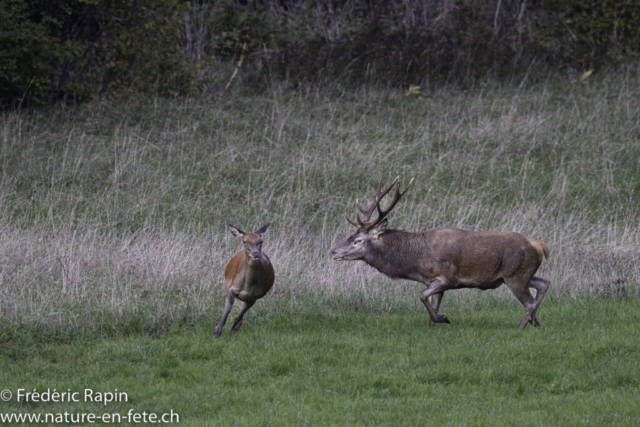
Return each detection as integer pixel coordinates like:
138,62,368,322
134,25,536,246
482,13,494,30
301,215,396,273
2,301,639,425
1,71,640,424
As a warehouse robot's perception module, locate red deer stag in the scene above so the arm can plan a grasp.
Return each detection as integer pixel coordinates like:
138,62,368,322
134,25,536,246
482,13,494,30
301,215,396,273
330,177,550,330
215,224,274,338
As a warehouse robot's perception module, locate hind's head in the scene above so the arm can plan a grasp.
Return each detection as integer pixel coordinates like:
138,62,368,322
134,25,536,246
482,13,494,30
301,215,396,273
229,223,270,259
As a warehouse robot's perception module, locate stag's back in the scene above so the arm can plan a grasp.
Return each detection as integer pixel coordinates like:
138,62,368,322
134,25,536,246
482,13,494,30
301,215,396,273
366,228,548,286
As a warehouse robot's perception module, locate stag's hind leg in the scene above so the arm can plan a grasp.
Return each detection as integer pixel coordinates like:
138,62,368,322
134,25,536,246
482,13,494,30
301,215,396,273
527,276,550,327
505,278,537,330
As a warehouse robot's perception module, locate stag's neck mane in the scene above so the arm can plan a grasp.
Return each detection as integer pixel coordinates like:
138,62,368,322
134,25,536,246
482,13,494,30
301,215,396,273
363,229,430,280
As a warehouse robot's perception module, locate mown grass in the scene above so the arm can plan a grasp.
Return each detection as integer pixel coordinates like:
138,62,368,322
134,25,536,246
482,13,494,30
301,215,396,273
1,300,639,425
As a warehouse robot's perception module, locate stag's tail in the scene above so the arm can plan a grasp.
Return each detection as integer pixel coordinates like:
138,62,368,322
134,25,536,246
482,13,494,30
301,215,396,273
527,238,550,263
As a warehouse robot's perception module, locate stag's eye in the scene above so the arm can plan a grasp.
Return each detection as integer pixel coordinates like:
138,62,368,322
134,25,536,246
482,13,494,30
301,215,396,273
353,239,363,245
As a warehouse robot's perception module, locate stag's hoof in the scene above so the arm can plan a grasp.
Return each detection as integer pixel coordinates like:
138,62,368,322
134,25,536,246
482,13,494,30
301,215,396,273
529,316,540,327
214,327,223,338
436,314,450,324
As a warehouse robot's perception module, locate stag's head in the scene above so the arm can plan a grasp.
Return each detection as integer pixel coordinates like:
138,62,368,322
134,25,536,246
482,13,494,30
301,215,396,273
229,223,270,259
331,177,413,261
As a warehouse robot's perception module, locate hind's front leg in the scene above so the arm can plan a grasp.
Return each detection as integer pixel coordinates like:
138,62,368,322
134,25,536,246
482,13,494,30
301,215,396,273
214,290,235,338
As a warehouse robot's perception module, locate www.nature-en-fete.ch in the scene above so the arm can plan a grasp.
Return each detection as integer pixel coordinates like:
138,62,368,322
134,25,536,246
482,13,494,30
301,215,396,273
1,388,179,424
0,410,179,424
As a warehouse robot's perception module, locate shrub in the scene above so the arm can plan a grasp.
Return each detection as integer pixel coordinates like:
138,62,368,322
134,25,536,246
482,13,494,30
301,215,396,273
207,0,640,85
1,0,204,106
3,0,640,106
533,0,640,68
0,0,59,106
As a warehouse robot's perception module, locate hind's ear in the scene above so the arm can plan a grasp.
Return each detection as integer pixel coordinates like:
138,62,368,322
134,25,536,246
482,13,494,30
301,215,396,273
229,225,245,238
255,223,270,235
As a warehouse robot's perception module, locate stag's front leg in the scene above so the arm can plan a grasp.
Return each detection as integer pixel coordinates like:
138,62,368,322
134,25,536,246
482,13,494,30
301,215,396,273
231,300,255,333
428,292,445,327
420,279,451,324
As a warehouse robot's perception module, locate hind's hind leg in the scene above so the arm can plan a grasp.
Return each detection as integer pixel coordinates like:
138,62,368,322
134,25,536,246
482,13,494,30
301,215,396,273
231,300,255,333
528,276,550,327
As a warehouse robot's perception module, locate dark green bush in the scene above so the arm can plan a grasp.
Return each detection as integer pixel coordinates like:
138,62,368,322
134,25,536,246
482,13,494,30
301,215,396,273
2,0,639,107
1,0,203,106
49,0,199,99
533,0,640,67
0,0,59,105
207,0,640,85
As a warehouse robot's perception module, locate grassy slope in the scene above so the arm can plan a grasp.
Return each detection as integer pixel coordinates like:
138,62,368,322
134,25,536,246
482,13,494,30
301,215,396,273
1,71,640,424
1,73,639,334
2,300,639,426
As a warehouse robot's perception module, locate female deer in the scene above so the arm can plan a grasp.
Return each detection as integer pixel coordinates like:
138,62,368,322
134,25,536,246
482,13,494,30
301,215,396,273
214,223,274,338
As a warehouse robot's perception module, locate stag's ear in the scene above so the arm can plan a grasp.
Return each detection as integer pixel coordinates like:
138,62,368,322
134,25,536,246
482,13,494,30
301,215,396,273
229,225,245,238
370,218,388,239
255,223,270,235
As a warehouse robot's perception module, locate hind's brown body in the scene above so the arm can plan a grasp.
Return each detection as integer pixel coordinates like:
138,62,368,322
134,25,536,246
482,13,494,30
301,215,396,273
224,250,274,302
215,224,274,338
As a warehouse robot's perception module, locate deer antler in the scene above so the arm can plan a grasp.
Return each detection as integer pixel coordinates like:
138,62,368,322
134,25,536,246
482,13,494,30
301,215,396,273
345,176,414,231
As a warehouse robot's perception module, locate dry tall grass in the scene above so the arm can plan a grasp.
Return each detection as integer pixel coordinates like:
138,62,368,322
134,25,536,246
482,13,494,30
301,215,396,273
1,72,639,333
